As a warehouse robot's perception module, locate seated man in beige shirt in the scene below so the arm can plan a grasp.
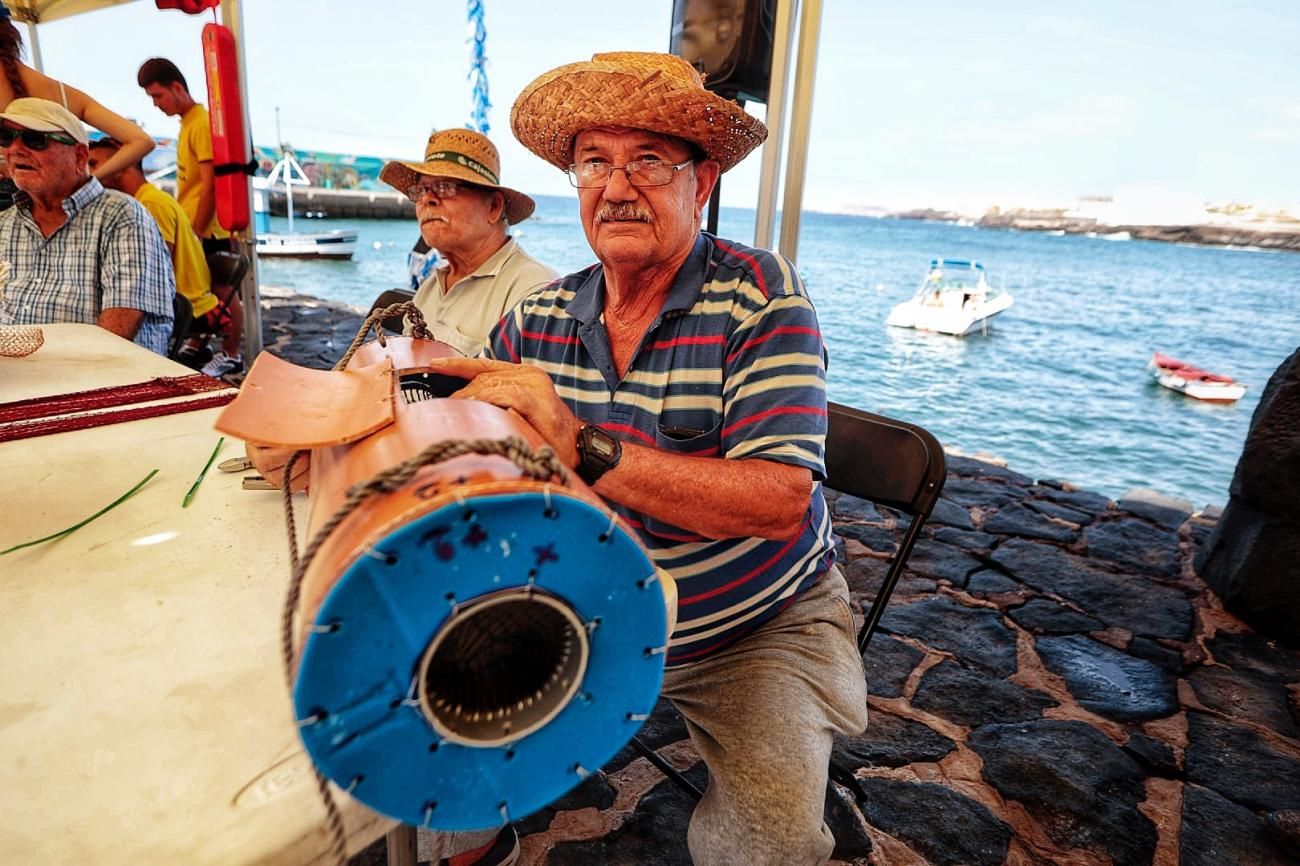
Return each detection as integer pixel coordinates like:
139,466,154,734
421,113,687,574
380,128,555,357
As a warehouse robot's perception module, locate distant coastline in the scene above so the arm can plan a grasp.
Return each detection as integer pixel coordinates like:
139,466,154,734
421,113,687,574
889,207,1300,253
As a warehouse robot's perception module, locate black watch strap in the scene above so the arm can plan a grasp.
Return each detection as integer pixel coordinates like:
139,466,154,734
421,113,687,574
575,424,621,485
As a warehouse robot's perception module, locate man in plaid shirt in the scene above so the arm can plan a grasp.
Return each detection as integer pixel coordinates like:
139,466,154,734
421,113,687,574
0,98,173,355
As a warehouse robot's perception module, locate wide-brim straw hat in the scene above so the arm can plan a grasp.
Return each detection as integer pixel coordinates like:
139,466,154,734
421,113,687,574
380,128,535,224
510,52,767,175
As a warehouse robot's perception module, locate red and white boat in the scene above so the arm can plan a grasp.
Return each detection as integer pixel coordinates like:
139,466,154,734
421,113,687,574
1150,353,1247,403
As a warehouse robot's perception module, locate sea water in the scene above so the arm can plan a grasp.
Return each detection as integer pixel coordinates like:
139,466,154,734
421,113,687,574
257,196,1300,507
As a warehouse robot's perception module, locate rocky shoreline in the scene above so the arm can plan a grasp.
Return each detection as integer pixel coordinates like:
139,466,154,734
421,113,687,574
893,208,1300,253
253,292,1300,866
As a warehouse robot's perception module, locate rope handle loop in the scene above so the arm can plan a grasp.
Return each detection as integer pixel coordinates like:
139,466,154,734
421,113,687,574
335,301,433,371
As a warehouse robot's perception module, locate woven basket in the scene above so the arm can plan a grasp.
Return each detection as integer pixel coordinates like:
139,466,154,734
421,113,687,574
0,325,44,358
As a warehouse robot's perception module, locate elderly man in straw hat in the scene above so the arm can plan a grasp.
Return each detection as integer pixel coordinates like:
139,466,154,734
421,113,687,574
380,128,555,357
430,52,868,865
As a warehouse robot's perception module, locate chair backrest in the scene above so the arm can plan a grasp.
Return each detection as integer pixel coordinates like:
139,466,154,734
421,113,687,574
207,250,250,289
824,401,946,652
169,293,193,360
368,288,417,335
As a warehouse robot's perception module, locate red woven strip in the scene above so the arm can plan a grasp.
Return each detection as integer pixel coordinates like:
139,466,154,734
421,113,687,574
0,375,230,424
0,392,237,443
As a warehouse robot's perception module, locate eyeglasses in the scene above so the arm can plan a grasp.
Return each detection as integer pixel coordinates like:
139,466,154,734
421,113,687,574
0,126,78,150
405,179,464,203
566,159,694,189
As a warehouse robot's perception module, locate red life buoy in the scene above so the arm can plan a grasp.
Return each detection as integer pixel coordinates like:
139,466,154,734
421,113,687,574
202,22,251,232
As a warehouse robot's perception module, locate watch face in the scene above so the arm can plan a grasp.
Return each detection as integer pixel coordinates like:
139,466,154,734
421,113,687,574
590,436,616,458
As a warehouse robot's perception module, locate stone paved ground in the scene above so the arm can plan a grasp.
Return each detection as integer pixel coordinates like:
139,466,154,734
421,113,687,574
255,292,1300,866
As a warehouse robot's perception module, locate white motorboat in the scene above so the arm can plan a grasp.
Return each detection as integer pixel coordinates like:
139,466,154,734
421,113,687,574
886,259,1013,336
255,132,358,261
256,230,358,259
1149,353,1247,403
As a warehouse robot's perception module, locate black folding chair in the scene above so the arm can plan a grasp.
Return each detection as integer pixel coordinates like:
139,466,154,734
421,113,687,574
631,400,948,804
168,293,193,361
176,251,251,369
367,287,416,335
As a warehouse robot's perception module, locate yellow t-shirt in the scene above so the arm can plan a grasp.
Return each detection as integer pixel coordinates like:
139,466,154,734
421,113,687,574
177,103,229,240
135,182,219,318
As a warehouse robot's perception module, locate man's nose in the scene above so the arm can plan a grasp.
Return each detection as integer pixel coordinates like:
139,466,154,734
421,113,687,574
602,166,637,200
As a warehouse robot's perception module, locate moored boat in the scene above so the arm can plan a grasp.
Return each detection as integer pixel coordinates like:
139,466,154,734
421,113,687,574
1149,352,1246,402
255,229,358,259
256,133,359,260
886,259,1013,336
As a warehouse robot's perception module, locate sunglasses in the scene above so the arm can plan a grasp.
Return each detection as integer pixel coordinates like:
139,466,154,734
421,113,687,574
0,126,79,150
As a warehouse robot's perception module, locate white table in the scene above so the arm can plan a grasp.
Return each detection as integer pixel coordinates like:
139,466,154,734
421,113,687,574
0,325,391,865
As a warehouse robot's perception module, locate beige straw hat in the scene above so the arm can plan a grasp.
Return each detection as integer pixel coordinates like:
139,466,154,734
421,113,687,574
510,52,767,175
380,128,536,224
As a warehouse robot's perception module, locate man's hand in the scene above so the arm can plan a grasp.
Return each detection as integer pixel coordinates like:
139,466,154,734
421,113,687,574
427,357,583,466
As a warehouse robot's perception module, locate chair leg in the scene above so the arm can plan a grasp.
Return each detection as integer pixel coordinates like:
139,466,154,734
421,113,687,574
827,761,870,808
385,824,417,866
631,735,704,801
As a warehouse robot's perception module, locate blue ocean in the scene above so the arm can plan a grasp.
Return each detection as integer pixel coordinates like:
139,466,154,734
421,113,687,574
258,196,1300,508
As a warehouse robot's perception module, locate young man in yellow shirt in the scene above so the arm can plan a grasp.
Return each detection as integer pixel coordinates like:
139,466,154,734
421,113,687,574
137,57,243,377
87,137,224,362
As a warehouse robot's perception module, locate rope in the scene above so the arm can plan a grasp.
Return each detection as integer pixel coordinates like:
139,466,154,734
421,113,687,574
0,374,231,422
334,302,433,371
276,449,350,865
0,391,237,443
277,435,566,862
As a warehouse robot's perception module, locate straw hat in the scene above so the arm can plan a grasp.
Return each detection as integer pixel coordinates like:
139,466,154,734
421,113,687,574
380,128,535,224
510,52,767,175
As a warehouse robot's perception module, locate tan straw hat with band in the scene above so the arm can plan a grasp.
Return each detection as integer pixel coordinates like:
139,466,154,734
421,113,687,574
380,128,536,224
510,52,767,175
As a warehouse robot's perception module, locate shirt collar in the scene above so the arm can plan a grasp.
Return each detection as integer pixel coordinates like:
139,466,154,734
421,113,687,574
66,176,105,215
14,175,103,216
567,233,711,324
437,236,518,282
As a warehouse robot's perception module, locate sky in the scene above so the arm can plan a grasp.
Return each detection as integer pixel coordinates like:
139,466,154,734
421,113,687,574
25,0,1300,215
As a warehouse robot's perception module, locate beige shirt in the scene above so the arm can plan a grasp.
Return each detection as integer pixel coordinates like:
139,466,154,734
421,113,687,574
409,237,557,357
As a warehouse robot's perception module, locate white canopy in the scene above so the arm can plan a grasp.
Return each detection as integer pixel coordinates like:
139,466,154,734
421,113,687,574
4,0,138,25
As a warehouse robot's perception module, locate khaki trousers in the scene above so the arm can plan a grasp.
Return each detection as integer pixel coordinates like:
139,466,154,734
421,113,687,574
660,565,869,865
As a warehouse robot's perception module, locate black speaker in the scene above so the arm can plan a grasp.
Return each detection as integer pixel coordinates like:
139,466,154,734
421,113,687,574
669,0,777,104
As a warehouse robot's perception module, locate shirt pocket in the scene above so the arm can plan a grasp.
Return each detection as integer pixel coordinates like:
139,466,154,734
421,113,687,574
653,417,722,457
433,321,480,358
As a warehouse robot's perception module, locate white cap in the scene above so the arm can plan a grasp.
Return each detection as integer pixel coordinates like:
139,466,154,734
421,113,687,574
0,97,88,145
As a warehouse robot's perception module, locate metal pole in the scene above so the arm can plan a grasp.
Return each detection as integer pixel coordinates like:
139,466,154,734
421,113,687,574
753,0,798,251
24,21,43,72
777,0,823,262
220,0,263,359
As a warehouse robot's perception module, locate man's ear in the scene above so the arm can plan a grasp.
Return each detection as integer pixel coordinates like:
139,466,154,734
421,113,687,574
489,190,506,225
693,159,721,213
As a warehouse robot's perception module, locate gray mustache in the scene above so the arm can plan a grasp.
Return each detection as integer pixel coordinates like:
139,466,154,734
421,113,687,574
595,202,653,224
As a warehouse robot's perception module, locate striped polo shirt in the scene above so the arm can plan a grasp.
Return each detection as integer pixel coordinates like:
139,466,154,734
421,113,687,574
486,232,835,667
